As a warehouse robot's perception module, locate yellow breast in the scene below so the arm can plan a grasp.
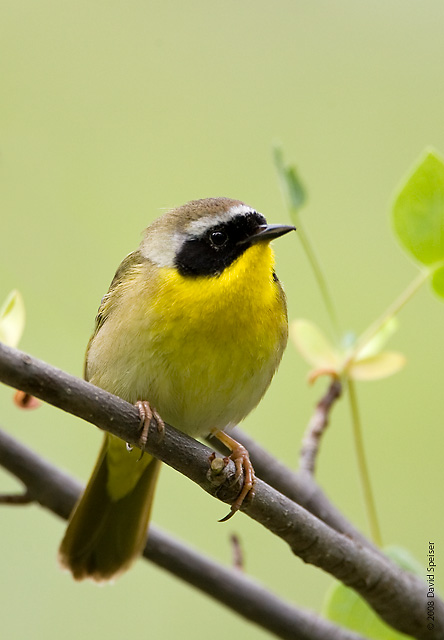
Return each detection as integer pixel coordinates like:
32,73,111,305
87,242,288,437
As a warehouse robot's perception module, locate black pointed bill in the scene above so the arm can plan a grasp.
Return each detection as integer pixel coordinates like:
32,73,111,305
239,223,296,246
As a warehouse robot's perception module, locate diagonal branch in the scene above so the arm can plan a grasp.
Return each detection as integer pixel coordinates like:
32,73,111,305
214,426,371,549
0,428,366,640
0,342,442,640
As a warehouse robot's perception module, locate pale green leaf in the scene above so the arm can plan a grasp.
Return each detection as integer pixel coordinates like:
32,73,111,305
290,319,339,369
350,352,406,381
392,148,444,265
323,546,422,639
357,318,399,359
431,263,444,299
384,545,424,578
0,290,25,347
323,580,412,640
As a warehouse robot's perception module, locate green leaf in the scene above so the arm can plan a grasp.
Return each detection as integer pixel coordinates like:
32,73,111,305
323,581,411,639
392,148,444,266
273,145,307,219
350,351,406,381
323,546,421,639
0,290,25,347
431,263,444,299
384,545,423,577
290,319,339,370
357,317,399,360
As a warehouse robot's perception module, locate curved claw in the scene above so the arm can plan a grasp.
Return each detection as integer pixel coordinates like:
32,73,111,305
135,400,165,461
212,430,256,521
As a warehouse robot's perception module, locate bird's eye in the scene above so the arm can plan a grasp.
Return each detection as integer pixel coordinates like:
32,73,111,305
209,230,228,248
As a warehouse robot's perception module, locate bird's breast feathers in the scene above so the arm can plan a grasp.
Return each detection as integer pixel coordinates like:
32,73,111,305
86,243,288,436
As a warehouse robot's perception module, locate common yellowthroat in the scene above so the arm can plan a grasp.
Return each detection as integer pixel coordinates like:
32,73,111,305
59,197,294,581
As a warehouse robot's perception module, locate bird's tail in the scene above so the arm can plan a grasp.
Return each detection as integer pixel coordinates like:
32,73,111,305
59,434,160,581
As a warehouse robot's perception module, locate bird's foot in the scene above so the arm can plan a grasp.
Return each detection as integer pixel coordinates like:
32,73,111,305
212,431,256,522
134,400,165,461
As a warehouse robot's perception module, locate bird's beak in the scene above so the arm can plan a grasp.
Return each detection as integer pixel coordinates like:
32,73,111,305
239,224,296,245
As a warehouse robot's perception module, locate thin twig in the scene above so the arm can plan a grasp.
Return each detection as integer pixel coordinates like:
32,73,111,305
0,490,34,505
230,534,244,572
295,224,341,339
348,379,383,548
299,379,342,474
0,343,442,639
0,428,366,640
346,269,430,366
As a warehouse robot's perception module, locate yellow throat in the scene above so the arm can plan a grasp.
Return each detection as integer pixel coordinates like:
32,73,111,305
87,241,288,436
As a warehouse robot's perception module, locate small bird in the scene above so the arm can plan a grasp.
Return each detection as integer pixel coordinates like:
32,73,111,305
59,197,294,581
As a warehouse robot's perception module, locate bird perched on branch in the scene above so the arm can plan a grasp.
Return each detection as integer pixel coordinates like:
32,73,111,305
59,197,295,581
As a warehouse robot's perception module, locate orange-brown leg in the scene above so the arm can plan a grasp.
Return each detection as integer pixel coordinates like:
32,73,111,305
135,400,165,460
212,430,256,522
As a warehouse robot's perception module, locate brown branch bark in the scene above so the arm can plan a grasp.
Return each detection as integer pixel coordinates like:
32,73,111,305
0,490,34,504
213,426,371,549
0,428,365,640
0,342,441,640
299,378,342,474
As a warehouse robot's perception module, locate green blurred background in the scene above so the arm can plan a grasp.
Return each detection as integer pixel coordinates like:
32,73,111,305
1,1,443,638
